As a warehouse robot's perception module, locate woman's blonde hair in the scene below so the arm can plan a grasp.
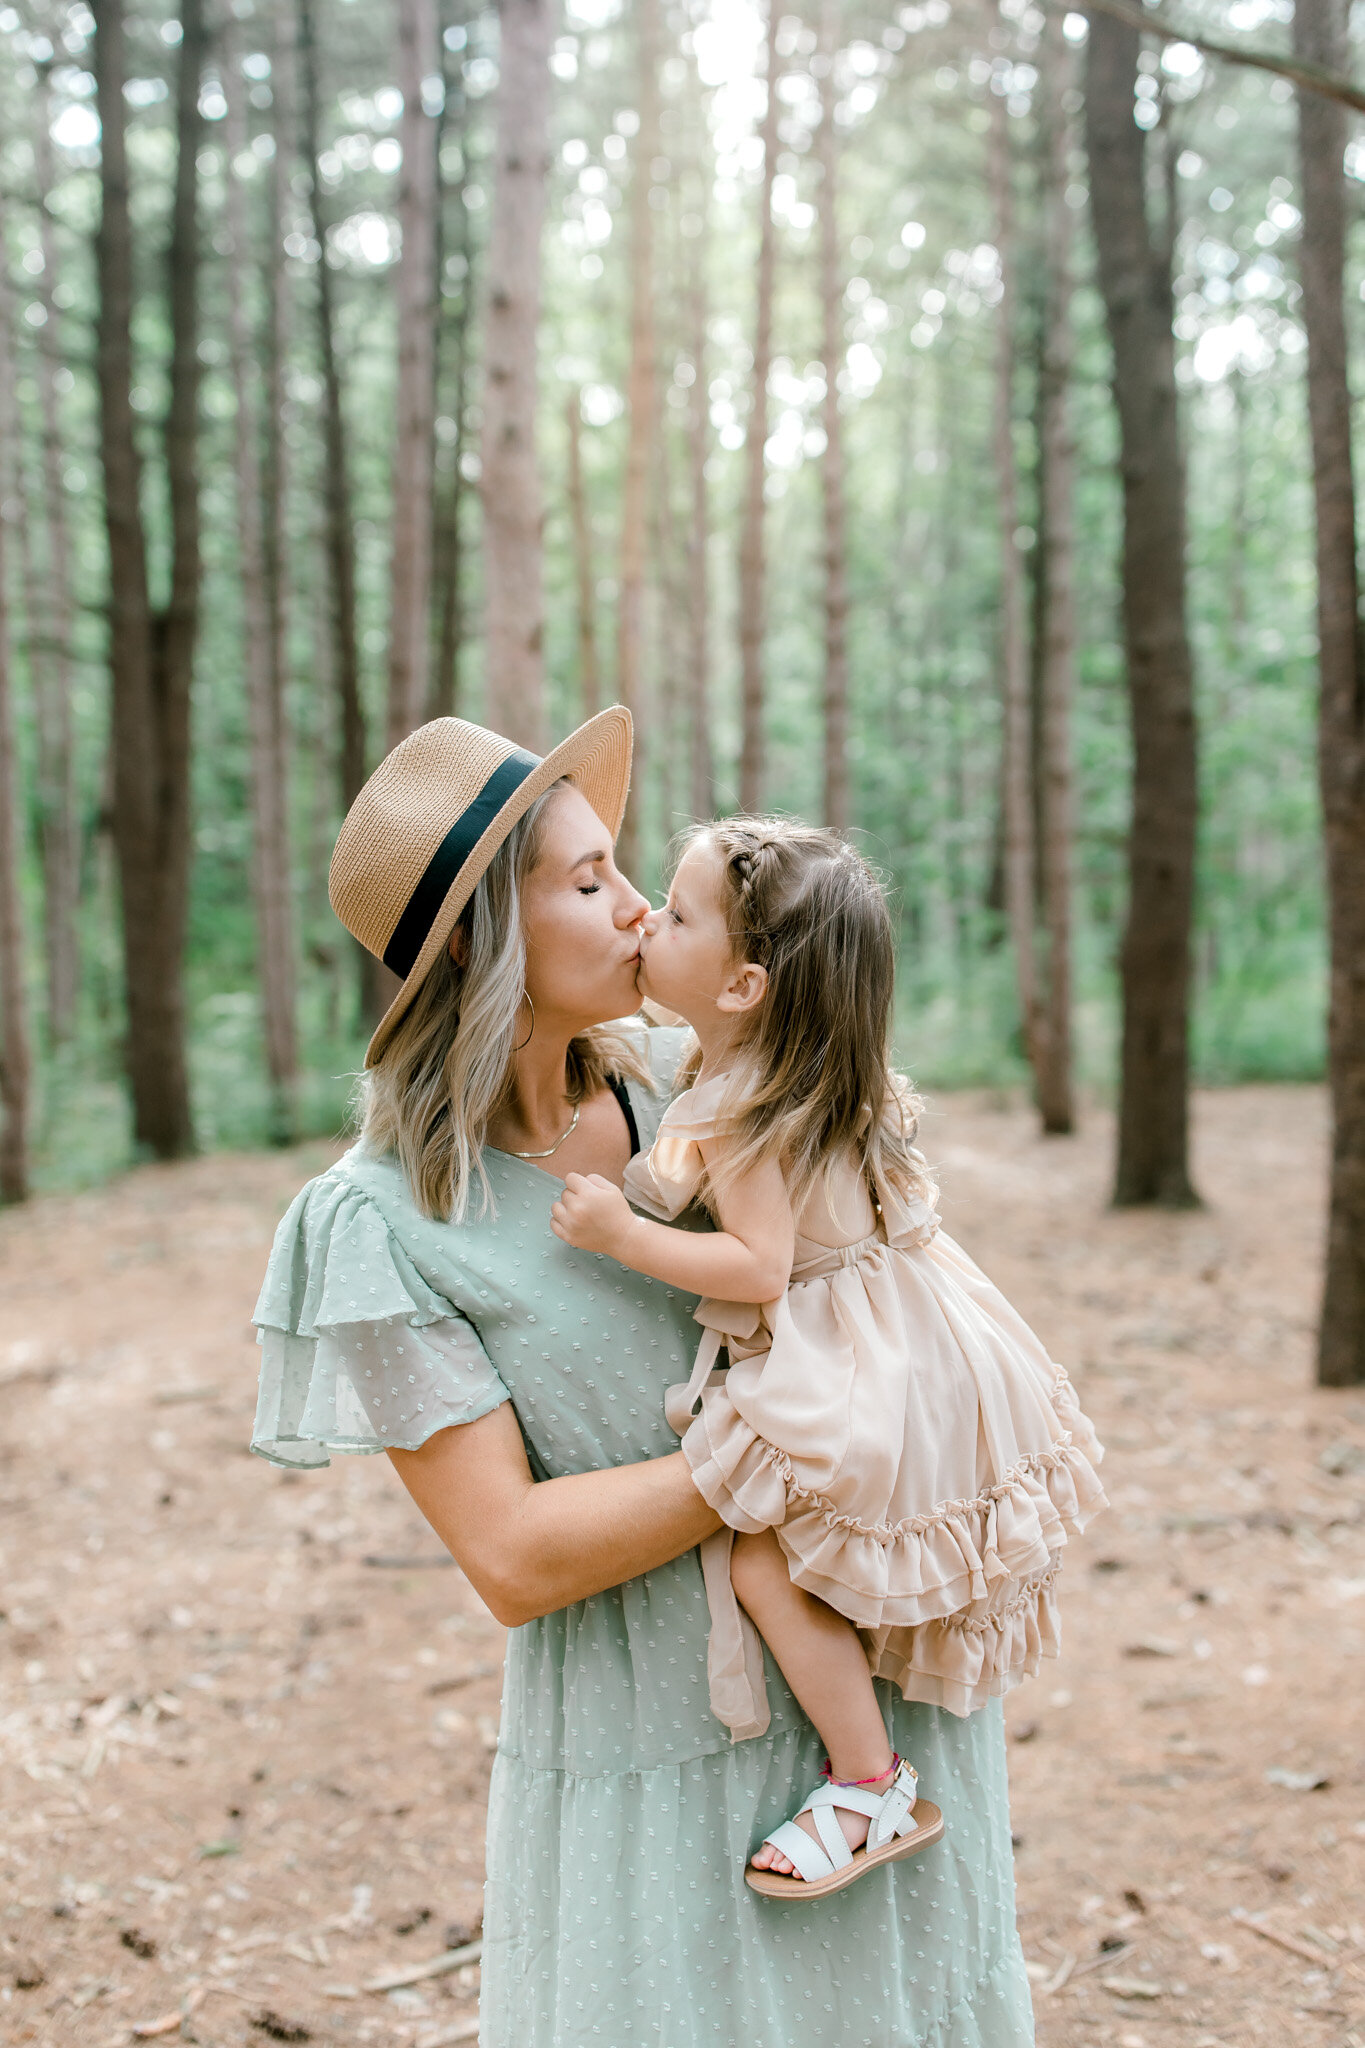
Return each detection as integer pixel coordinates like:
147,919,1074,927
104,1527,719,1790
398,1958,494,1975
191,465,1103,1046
676,817,935,1216
360,781,651,1221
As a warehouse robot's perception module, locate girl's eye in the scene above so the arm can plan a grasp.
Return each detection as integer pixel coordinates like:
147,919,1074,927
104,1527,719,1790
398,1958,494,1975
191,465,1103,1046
669,907,683,924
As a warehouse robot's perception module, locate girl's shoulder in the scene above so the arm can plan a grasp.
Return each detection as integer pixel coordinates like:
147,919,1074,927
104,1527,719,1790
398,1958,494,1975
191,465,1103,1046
656,1068,733,1147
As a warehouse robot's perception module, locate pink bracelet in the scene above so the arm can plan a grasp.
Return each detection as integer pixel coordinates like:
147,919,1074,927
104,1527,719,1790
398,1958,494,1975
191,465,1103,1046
821,1751,900,1789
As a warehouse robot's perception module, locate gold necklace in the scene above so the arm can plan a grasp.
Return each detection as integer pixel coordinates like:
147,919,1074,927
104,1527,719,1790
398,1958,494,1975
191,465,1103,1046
510,1100,581,1159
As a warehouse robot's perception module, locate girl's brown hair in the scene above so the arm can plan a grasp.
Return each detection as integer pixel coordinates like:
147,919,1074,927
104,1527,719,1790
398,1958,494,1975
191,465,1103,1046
676,817,934,1216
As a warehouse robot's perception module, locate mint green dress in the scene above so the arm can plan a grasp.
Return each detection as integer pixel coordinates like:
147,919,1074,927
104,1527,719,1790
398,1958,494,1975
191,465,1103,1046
252,1026,1035,2048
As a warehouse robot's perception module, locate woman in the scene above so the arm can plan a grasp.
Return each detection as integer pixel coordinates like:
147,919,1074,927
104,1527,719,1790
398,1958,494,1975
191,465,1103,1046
252,709,1035,2047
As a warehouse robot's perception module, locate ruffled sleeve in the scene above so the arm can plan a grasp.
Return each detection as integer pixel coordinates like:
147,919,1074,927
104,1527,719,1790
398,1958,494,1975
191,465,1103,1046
622,1071,731,1222
251,1169,510,1467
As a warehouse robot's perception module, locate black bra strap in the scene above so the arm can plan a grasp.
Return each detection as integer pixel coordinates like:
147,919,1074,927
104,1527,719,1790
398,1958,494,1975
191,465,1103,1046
608,1075,640,1158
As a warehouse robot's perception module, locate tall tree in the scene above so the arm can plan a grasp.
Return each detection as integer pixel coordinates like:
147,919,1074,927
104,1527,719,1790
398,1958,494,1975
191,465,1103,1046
298,0,365,816
480,0,551,750
31,61,80,1047
737,0,780,815
0,194,30,1202
1085,15,1199,1206
1294,0,1365,1386
814,0,850,832
684,137,714,823
566,390,600,718
431,0,474,722
1032,5,1077,1135
298,0,376,1020
95,0,205,1159
989,78,1039,1086
264,11,295,890
224,27,297,1142
616,0,661,871
387,0,439,749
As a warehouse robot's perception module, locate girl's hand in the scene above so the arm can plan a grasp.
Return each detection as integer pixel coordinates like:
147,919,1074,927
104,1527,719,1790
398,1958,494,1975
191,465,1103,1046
551,1172,638,1258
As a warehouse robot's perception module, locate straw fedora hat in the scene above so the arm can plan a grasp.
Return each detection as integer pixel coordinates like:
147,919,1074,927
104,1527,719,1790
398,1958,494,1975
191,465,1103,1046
330,706,633,1067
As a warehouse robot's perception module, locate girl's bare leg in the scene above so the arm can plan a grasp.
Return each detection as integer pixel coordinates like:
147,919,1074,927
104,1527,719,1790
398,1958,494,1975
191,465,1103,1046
730,1527,895,1876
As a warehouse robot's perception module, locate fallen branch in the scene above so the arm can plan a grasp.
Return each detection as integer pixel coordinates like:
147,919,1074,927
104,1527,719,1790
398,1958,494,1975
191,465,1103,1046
363,1939,482,1994
1071,1942,1139,1982
1231,1911,1340,1966
1075,0,1365,114
416,2021,480,2048
130,1986,205,2038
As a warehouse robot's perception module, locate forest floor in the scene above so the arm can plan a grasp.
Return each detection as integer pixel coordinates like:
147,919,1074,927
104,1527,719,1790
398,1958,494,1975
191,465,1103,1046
1,1084,1363,2048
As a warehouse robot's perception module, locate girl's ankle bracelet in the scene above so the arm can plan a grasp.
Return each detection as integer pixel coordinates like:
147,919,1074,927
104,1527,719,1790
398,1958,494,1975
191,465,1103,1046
822,1751,899,1789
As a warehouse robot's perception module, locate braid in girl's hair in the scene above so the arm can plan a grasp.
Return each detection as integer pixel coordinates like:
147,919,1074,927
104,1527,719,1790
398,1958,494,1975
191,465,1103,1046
665,814,936,1219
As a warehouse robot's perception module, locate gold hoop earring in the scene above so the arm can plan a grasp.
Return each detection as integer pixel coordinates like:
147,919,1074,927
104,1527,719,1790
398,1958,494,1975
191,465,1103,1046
515,994,535,1053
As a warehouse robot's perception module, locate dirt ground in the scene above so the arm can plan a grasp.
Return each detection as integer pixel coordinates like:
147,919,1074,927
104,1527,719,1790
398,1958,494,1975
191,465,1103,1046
2,1084,1363,2048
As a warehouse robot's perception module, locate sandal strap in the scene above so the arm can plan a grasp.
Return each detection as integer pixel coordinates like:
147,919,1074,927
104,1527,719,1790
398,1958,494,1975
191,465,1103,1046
760,1818,840,1883
868,1760,920,1849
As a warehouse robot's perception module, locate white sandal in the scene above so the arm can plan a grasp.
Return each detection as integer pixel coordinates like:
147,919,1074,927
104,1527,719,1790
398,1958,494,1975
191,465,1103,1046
745,1757,944,1901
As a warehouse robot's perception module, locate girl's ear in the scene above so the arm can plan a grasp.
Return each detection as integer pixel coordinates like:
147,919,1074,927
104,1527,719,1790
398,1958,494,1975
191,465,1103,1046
448,924,469,968
716,960,768,1016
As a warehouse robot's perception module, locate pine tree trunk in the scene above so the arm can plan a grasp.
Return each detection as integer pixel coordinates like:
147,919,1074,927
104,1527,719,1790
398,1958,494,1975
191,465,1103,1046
387,0,439,749
685,148,713,823
737,0,780,815
615,0,660,872
990,84,1039,1078
1085,15,1199,1206
1033,5,1077,1135
298,0,365,813
431,2,473,722
225,29,297,1142
298,0,376,1020
264,13,294,811
0,196,30,1203
31,64,80,1047
95,0,203,1160
566,391,600,718
1294,0,1365,1386
815,0,850,833
480,0,551,751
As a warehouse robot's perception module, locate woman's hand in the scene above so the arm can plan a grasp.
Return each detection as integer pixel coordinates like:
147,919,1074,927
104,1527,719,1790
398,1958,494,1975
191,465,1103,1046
551,1172,638,1258
387,1404,721,1627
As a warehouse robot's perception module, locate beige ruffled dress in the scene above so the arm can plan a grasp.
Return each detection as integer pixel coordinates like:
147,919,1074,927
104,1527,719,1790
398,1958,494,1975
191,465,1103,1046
623,1073,1107,1743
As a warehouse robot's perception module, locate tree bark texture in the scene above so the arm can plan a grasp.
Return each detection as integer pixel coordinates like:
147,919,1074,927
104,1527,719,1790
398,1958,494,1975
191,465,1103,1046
615,0,660,873
0,195,31,1202
388,0,439,748
96,0,204,1160
1033,5,1077,1134
990,83,1040,1084
737,0,780,815
1294,0,1365,1385
480,0,551,751
1085,14,1199,1206
298,0,366,813
31,64,80,1046
566,391,600,718
815,0,850,833
432,2,473,722
224,29,298,1140
686,136,714,823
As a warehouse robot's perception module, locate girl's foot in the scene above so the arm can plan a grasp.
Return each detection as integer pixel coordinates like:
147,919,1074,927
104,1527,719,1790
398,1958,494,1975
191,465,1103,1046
749,1756,896,1877
745,1756,943,1900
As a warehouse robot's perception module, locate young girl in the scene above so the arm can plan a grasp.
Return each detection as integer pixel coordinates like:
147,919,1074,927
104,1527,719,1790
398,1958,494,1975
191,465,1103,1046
551,819,1106,1900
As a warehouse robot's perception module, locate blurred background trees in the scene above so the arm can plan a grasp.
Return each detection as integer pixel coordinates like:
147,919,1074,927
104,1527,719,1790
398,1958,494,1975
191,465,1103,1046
0,0,1361,1380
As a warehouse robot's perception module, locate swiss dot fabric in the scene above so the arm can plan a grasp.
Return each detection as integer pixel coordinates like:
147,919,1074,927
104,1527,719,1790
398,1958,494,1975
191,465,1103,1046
250,1023,1036,2046
254,1313,506,1464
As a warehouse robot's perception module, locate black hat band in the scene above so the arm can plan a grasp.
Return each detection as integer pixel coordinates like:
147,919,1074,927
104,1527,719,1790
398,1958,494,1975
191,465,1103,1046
382,746,541,979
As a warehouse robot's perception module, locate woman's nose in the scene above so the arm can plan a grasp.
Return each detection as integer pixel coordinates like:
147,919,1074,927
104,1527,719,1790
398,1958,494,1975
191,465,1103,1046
615,877,650,928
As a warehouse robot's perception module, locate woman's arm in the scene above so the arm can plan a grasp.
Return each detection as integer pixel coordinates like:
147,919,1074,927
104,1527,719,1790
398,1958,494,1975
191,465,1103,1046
387,1404,722,1628
550,1151,795,1304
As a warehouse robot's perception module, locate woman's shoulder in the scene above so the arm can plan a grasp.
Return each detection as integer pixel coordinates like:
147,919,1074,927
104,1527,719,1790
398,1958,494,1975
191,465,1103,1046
255,1145,456,1341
